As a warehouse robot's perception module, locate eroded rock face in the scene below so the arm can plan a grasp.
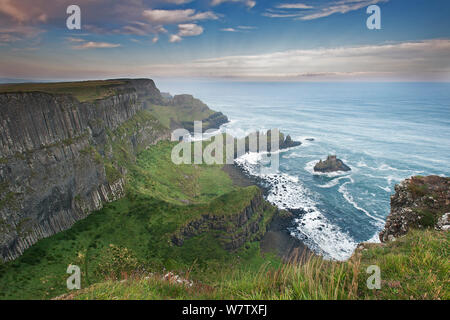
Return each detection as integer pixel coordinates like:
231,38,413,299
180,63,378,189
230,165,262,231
0,79,170,261
171,189,276,251
379,175,450,242
314,155,351,173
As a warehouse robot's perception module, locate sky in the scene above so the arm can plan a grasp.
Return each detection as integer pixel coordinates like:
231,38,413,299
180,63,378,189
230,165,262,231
0,0,449,81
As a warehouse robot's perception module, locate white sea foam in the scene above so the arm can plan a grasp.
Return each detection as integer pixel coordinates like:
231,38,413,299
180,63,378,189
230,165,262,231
338,182,385,226
235,155,358,261
377,185,391,192
317,175,351,188
293,210,358,261
365,232,382,244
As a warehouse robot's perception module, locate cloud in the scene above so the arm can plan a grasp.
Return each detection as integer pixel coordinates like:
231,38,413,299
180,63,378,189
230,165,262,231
237,25,257,30
221,26,257,32
265,0,387,20
211,0,256,9
0,1,213,45
140,39,450,80
169,34,182,42
164,0,194,4
71,41,121,49
0,0,30,22
169,23,203,42
276,3,313,9
142,9,218,24
0,25,43,44
221,28,238,32
177,23,203,36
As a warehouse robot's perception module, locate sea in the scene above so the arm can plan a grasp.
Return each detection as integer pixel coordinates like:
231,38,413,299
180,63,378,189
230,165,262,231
156,80,450,260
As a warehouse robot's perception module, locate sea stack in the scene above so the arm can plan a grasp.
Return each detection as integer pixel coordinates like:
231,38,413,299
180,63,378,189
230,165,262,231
314,155,351,173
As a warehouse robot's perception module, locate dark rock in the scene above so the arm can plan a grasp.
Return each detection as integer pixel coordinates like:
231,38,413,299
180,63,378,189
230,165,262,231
313,155,351,173
379,175,450,242
171,189,277,251
0,79,170,261
280,134,301,149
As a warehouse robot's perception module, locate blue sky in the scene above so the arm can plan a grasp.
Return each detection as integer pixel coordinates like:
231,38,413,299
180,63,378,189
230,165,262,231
0,0,449,81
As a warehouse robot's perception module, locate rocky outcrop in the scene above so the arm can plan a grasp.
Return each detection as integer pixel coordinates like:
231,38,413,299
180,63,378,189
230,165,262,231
168,94,228,132
314,155,351,173
181,112,229,133
280,134,302,149
171,188,276,251
0,79,170,261
379,175,450,242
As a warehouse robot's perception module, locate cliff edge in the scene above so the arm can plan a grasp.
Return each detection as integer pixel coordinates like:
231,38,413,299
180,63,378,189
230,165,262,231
379,175,450,242
0,79,227,262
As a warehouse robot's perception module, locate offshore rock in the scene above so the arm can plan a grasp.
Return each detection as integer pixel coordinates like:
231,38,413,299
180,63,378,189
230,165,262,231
314,155,351,173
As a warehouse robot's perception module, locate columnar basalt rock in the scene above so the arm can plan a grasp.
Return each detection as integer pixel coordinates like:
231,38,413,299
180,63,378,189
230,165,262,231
171,189,276,250
0,79,169,261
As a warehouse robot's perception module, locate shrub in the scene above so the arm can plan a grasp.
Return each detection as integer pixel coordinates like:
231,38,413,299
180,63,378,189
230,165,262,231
95,244,139,280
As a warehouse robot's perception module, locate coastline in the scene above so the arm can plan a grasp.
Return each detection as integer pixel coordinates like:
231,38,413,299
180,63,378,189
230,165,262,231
223,164,314,263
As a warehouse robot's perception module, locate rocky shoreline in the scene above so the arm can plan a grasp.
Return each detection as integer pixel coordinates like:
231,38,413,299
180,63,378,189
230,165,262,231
223,163,314,263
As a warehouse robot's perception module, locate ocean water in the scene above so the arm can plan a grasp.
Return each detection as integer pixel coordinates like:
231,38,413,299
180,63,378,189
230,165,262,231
157,80,450,260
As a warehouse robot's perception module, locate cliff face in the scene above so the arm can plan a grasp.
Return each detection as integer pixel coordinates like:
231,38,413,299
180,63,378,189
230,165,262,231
0,79,169,261
172,189,276,251
380,175,450,242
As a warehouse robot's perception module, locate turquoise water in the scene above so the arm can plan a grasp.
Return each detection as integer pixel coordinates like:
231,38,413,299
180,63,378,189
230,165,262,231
157,80,450,260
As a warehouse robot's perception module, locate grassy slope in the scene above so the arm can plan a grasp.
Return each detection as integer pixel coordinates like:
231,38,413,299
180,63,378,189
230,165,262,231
61,229,449,300
0,138,276,299
148,104,215,129
0,80,126,102
0,83,447,300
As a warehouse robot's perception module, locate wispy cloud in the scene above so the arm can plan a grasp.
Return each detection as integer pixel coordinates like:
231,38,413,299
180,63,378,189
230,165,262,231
221,25,257,32
142,9,218,24
141,39,450,80
276,3,313,9
71,40,121,49
0,25,44,45
265,0,387,20
164,0,194,4
221,28,238,32
211,0,256,9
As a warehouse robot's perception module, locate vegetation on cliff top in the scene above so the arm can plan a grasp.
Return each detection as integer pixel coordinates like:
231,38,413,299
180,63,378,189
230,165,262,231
0,80,127,102
57,229,449,300
0,139,276,299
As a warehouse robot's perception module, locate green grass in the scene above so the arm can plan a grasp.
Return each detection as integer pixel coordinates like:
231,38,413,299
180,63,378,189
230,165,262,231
148,104,215,129
357,229,449,300
0,139,274,299
130,141,235,204
59,229,449,300
0,80,126,102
